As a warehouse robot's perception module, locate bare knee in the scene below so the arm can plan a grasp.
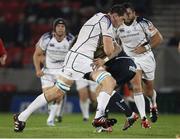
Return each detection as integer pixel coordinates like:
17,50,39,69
44,86,65,103
101,76,116,94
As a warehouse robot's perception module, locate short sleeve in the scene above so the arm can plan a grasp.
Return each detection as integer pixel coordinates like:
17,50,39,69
99,16,113,38
142,19,158,37
36,33,51,51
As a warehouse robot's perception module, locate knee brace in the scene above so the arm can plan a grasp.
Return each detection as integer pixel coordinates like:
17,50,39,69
95,71,111,84
55,79,70,93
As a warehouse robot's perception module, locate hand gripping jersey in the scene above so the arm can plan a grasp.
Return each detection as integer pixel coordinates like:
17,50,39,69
71,12,114,59
115,17,158,57
37,32,70,69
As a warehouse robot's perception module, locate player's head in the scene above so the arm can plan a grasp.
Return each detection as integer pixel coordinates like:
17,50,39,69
109,4,125,28
122,2,136,24
52,18,66,36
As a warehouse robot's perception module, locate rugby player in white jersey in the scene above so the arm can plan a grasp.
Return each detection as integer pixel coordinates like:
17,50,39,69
115,2,163,128
13,5,126,132
14,18,70,129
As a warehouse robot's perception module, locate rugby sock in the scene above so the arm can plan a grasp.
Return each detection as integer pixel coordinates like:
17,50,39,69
80,99,90,119
47,103,58,123
95,91,111,119
134,92,146,119
18,93,47,122
56,94,67,117
152,90,157,107
146,90,157,108
109,90,132,117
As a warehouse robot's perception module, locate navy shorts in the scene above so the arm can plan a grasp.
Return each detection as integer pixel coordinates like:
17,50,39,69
105,53,136,86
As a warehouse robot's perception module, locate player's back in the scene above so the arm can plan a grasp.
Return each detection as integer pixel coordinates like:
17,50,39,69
71,12,112,59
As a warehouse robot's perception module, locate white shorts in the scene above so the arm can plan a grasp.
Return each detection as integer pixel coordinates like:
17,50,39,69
134,52,156,80
76,79,98,92
60,51,93,80
41,68,62,88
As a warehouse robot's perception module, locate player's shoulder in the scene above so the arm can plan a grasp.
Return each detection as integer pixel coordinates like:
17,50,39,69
136,16,152,25
41,32,53,41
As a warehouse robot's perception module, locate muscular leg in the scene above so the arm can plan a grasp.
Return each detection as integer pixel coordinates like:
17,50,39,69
18,75,73,122
56,93,67,122
78,87,90,121
143,79,158,122
91,70,116,119
131,70,146,119
143,79,157,108
47,95,64,126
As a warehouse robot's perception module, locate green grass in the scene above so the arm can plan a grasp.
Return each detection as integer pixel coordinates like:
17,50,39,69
0,112,180,138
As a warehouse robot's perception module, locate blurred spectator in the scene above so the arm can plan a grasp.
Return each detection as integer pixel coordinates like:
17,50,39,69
13,13,31,45
96,0,112,12
0,38,7,65
167,32,180,47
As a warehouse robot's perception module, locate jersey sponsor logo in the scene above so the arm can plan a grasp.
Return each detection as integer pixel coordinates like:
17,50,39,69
49,43,55,47
119,28,125,32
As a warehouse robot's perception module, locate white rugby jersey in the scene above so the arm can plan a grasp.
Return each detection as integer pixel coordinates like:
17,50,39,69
37,32,70,68
71,12,114,58
115,17,158,57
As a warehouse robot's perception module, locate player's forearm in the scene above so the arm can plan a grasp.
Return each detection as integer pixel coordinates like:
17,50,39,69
150,31,163,48
33,54,42,71
108,42,122,59
103,36,115,57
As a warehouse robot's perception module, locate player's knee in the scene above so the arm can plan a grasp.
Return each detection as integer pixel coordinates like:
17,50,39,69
97,72,116,91
55,79,70,93
132,84,142,92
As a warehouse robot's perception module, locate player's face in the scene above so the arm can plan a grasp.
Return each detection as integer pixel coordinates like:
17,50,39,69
110,13,124,28
55,24,66,36
124,8,136,23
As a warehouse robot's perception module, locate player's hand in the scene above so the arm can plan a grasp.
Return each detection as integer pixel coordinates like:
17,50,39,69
36,70,44,77
0,54,7,65
91,58,105,71
132,45,146,54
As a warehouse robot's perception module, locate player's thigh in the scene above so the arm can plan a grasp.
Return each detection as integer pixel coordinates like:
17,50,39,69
41,73,55,89
135,54,156,81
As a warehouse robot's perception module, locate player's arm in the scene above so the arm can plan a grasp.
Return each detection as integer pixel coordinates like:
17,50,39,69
102,36,115,57
93,41,121,70
149,30,163,49
133,20,163,54
101,16,115,57
33,43,45,77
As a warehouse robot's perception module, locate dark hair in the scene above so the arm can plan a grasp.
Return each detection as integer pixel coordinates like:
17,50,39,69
52,18,66,30
122,2,135,11
110,4,126,16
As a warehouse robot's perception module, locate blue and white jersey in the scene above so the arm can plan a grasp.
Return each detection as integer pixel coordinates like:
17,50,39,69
115,17,158,57
37,32,70,69
71,12,114,59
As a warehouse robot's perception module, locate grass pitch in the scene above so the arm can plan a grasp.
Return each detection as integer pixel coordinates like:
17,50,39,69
0,112,180,138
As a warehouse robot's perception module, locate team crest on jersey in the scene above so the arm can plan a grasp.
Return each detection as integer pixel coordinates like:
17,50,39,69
49,43,55,47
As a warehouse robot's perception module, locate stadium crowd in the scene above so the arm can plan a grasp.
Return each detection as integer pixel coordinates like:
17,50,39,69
0,0,151,68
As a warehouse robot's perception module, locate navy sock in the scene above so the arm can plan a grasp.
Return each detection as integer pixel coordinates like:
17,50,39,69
106,90,132,117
